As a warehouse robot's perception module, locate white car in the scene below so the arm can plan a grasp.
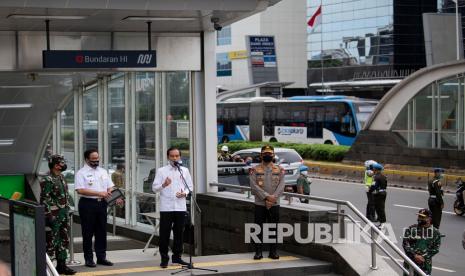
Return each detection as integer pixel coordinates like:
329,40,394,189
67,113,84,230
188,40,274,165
231,147,304,185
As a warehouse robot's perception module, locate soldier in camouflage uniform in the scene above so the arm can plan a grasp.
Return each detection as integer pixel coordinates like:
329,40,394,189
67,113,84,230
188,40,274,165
250,145,285,260
40,154,76,275
402,209,441,276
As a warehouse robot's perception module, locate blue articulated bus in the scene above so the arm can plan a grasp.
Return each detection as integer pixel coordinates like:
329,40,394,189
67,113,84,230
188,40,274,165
217,96,377,145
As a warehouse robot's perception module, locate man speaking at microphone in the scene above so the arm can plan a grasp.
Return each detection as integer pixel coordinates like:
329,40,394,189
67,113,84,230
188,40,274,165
153,147,193,268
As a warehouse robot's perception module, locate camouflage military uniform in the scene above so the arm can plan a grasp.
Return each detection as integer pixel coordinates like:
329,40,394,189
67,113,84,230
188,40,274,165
402,224,441,275
40,173,71,262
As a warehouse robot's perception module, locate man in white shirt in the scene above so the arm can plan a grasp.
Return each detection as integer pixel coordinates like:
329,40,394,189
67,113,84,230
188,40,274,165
75,149,122,268
152,147,193,268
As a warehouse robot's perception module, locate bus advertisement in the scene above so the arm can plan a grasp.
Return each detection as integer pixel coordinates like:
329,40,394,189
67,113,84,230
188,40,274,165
217,96,377,146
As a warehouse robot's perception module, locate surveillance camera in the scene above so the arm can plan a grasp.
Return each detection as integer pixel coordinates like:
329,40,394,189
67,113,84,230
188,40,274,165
211,17,222,31
214,23,222,31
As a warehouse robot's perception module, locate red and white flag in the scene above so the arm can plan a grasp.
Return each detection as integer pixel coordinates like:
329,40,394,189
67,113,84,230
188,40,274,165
307,5,322,32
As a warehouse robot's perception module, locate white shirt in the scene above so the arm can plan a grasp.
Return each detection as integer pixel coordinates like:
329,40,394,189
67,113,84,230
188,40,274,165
152,164,193,212
75,164,114,198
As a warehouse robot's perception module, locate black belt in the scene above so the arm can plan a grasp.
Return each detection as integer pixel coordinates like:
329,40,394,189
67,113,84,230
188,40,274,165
81,197,104,202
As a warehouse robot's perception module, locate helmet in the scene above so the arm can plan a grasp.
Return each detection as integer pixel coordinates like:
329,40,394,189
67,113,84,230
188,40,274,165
372,163,383,171
364,160,377,168
434,168,444,173
299,165,309,172
221,145,229,152
417,208,432,218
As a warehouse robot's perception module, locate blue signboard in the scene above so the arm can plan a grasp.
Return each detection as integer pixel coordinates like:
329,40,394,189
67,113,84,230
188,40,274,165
43,50,156,68
248,36,277,67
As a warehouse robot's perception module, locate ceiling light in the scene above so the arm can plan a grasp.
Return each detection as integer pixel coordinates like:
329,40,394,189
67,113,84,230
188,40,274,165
0,85,51,89
0,139,14,146
7,14,87,20
122,16,197,21
0,104,33,109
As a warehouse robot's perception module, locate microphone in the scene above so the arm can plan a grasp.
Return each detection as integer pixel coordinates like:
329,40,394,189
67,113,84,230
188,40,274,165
173,160,183,167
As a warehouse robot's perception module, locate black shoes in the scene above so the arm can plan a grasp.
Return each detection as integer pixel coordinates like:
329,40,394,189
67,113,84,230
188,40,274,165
253,250,263,260
172,256,190,266
84,260,96,267
56,261,76,275
97,259,114,266
268,251,279,260
160,258,169,268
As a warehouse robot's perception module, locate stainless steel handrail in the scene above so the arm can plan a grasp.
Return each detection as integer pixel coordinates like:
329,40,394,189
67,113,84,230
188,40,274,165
0,211,60,276
210,182,427,276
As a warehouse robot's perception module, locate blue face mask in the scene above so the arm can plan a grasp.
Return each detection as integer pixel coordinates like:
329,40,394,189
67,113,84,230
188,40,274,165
246,160,252,165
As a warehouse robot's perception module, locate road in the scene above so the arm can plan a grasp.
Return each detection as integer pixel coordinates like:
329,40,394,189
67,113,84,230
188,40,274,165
310,178,464,276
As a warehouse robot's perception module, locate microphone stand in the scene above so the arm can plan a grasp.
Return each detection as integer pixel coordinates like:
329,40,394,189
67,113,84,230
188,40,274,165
171,163,218,275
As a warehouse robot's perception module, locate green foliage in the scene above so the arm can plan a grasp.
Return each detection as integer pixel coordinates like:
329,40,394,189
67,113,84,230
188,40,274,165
219,141,350,162
169,139,190,150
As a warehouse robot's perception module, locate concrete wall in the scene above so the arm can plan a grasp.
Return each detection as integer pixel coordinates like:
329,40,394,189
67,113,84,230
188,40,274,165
197,192,357,275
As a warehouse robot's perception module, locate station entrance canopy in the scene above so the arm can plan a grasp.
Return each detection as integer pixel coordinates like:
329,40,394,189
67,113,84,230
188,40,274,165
0,0,282,175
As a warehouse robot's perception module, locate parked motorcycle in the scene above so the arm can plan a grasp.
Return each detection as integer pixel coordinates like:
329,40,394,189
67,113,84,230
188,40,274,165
453,178,465,216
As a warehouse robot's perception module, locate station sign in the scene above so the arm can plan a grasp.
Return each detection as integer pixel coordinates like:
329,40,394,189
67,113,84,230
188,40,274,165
43,50,157,68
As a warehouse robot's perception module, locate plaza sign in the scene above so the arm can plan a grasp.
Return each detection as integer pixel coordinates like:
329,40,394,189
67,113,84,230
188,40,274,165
43,50,157,68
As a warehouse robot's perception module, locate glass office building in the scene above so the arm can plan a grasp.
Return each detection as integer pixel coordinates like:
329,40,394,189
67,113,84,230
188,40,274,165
307,0,437,97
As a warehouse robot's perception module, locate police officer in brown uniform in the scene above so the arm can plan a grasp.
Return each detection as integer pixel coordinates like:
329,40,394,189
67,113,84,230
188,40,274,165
250,145,285,260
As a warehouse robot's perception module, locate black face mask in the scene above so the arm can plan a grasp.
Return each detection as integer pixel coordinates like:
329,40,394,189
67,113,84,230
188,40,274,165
262,155,273,163
59,164,68,172
88,161,99,169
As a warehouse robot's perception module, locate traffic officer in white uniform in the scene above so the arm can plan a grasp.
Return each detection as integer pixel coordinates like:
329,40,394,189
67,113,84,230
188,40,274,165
153,147,193,268
75,149,121,267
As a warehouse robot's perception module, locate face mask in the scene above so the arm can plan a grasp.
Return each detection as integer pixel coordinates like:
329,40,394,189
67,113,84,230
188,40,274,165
301,171,308,176
262,155,273,163
59,164,68,172
246,160,252,165
169,160,182,167
88,161,99,169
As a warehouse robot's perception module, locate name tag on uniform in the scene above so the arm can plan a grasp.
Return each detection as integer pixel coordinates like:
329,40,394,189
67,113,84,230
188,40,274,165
86,174,94,186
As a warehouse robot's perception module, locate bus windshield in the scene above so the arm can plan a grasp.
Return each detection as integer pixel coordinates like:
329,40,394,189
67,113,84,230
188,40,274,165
354,103,377,129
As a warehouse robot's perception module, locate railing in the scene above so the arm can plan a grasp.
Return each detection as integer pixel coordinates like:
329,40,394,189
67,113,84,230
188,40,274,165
210,182,427,276
0,211,60,276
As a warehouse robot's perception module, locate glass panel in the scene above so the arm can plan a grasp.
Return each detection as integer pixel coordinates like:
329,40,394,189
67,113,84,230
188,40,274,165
107,77,125,218
441,132,458,149
414,86,433,130
166,72,191,167
39,137,53,173
414,132,432,149
136,72,156,194
60,99,76,207
438,79,459,131
136,193,157,225
83,86,99,151
392,103,409,131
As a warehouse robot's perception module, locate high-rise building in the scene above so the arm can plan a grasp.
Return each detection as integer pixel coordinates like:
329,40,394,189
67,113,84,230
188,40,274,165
307,0,437,99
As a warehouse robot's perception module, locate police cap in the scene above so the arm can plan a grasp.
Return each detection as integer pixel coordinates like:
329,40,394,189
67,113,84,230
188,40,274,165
261,145,274,154
417,208,432,218
433,168,445,173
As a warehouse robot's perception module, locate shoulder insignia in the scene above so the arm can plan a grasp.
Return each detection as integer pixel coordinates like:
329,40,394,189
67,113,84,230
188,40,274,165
254,165,265,174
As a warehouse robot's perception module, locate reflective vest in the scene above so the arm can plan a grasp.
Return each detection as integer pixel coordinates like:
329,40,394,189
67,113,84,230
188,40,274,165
364,171,373,187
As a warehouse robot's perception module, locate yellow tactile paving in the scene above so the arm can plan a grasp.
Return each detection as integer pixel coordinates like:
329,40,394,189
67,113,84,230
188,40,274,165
75,256,300,275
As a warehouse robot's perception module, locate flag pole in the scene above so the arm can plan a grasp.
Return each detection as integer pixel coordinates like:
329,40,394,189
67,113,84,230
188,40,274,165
319,1,325,94
456,0,460,60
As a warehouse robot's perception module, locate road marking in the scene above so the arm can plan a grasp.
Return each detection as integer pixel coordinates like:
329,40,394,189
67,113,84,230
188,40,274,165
381,256,456,273
75,256,300,275
315,178,455,197
393,204,456,215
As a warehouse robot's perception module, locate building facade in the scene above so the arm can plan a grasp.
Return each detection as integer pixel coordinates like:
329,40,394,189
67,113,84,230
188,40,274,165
216,0,308,97
307,0,437,98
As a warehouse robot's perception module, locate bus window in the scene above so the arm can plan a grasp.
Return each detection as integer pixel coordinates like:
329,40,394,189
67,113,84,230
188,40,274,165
236,106,249,125
308,106,324,138
264,105,277,136
223,107,236,134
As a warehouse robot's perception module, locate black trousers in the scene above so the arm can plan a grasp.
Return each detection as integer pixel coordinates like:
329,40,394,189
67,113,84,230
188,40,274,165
428,198,442,229
78,197,108,262
366,192,376,221
254,205,279,252
374,192,387,223
159,211,185,259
